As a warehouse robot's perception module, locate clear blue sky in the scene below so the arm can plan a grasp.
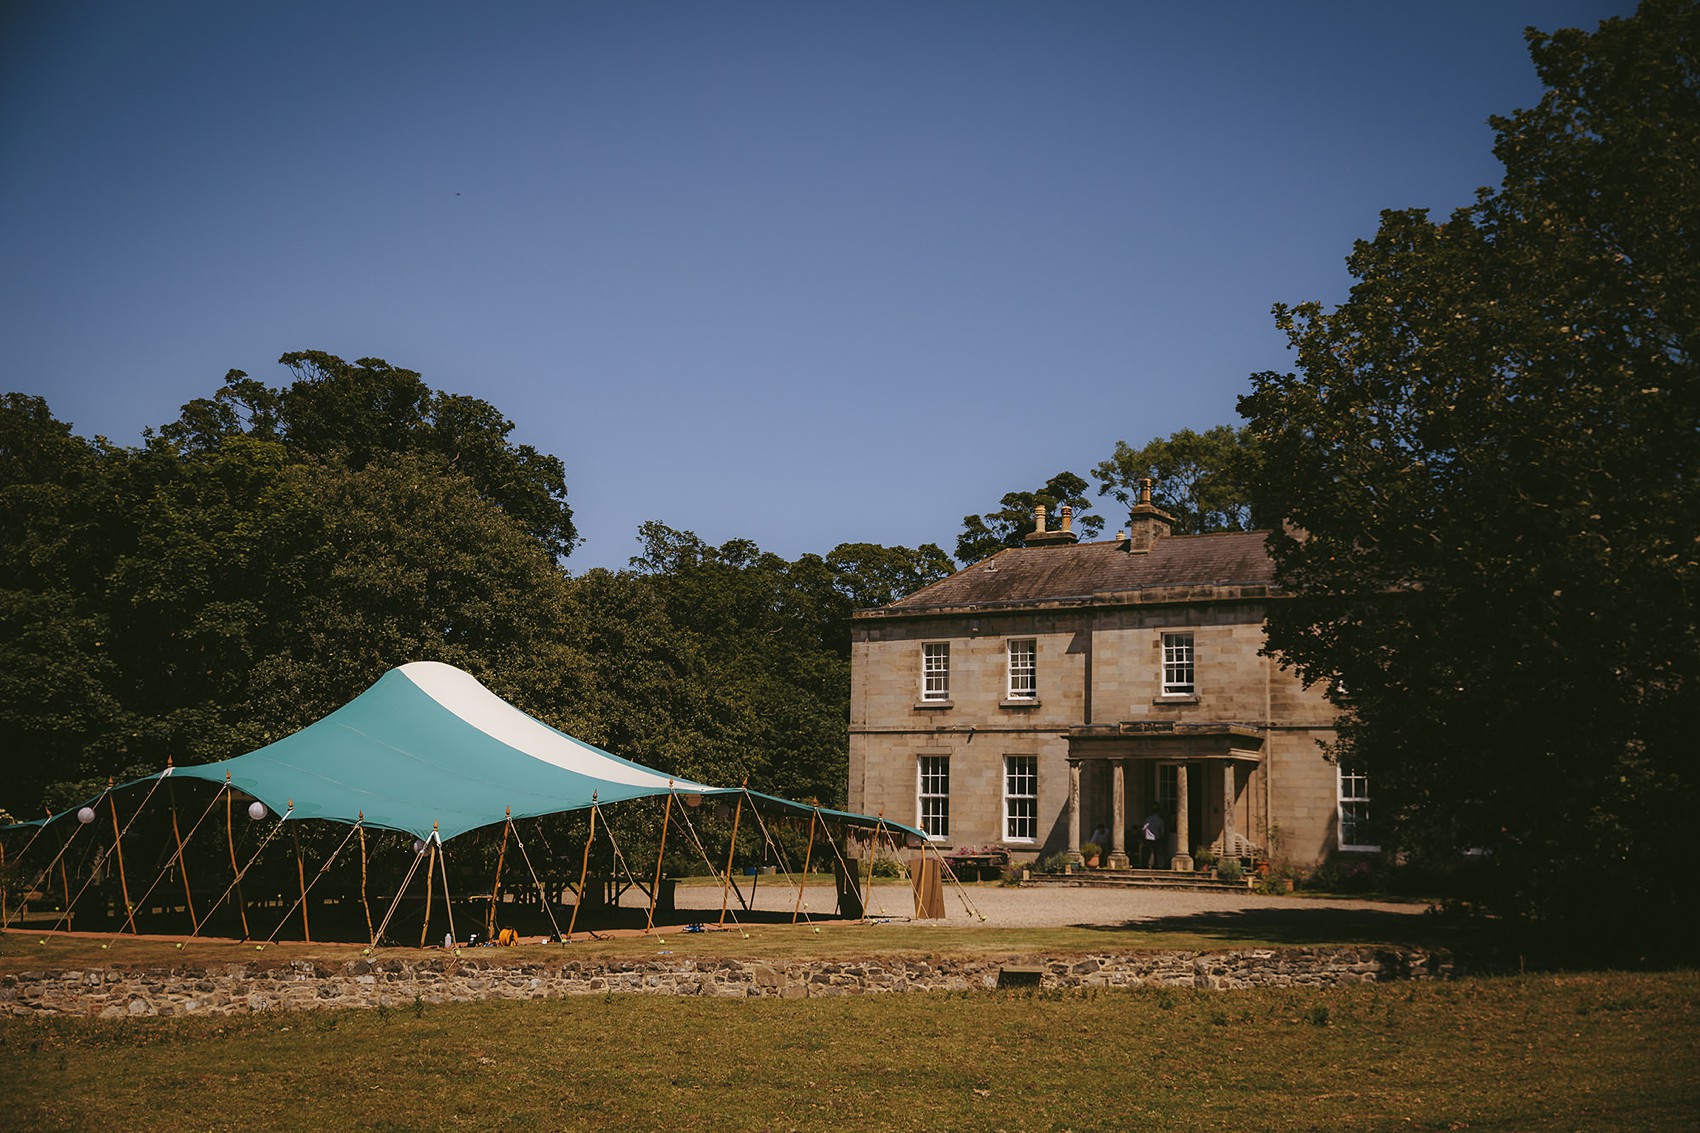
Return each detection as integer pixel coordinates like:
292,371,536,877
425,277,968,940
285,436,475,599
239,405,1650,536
1,1,1631,571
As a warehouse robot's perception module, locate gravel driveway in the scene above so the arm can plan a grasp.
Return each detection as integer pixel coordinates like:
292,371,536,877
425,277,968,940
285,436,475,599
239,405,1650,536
664,879,1427,931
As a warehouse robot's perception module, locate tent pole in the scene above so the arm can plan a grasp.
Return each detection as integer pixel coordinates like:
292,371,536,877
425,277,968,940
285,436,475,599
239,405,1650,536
373,834,430,948
509,818,566,942
645,786,674,933
566,800,597,941
225,774,251,940
107,781,136,934
186,802,290,942
860,817,883,924
792,806,819,924
718,783,746,928
291,801,310,942
104,782,225,949
166,766,198,927
263,821,360,945
419,831,438,949
438,827,457,947
358,814,374,945
488,809,511,941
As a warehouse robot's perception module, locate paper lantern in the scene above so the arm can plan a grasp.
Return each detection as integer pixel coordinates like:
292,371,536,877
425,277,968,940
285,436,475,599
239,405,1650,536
76,806,96,825
247,801,267,821
412,839,427,855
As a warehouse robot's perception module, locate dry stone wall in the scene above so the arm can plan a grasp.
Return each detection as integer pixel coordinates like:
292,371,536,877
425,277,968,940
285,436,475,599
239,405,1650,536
1,946,1462,1018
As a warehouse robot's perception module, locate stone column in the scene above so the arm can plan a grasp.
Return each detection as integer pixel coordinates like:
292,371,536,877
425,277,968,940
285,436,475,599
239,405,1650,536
1222,761,1237,857
1171,762,1193,871
1066,760,1083,865
1107,759,1130,868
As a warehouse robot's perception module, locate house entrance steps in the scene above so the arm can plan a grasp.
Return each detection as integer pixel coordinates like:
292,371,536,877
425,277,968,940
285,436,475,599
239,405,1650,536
1022,867,1253,894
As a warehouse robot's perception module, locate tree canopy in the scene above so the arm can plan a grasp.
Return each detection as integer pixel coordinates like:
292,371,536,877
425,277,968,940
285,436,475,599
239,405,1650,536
0,363,957,819
1238,0,1699,943
1090,425,1257,535
955,470,1103,565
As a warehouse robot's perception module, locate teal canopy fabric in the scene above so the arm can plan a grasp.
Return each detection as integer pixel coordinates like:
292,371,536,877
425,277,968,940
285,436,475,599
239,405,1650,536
134,661,923,845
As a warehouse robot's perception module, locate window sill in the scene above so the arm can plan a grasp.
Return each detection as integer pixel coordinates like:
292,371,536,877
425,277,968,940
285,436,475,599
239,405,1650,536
999,698,1041,709
1153,693,1199,705
914,700,954,710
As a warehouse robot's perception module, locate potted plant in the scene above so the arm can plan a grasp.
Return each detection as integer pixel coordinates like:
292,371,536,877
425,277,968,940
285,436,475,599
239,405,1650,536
1078,841,1102,868
1192,846,1217,875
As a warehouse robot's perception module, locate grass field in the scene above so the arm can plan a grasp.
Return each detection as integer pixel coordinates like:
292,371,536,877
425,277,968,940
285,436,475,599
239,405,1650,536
2,968,1694,1132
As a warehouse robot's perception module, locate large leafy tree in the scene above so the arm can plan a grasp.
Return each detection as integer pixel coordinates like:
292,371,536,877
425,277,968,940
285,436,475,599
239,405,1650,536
1238,0,1698,945
955,471,1103,565
159,352,576,560
1090,425,1258,534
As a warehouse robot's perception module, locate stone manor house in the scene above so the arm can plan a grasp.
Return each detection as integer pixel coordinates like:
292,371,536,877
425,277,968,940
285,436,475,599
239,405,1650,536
848,485,1369,870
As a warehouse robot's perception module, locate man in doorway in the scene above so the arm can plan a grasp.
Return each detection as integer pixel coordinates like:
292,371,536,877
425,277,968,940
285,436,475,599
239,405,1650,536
1139,807,1165,869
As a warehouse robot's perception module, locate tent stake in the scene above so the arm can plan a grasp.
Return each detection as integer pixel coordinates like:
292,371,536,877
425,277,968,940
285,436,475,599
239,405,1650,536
718,783,747,928
225,774,250,940
567,800,597,941
358,813,373,945
291,801,310,942
792,807,819,924
645,786,674,933
487,808,511,941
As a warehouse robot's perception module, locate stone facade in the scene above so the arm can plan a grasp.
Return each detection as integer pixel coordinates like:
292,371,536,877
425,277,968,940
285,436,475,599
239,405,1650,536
850,506,1348,869
0,946,1461,1017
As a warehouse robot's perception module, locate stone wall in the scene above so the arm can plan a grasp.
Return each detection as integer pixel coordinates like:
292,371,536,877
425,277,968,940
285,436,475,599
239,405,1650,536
1,946,1461,1018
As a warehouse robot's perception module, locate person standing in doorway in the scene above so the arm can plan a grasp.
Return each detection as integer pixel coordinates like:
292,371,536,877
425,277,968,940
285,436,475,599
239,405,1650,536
1140,808,1165,868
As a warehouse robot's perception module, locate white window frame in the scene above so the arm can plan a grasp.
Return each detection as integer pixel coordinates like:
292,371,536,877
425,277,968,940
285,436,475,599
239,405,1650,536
1337,765,1379,851
1003,755,1038,842
1006,638,1036,701
1160,631,1195,696
918,755,950,839
921,642,950,702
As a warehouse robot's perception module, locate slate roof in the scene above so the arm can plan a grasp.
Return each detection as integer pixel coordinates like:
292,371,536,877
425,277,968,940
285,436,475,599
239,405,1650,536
877,531,1276,612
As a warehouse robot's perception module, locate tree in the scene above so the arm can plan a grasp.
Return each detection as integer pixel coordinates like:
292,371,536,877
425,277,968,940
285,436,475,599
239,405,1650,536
1237,0,1699,949
1090,425,1258,534
955,471,1104,565
823,541,955,610
158,352,577,560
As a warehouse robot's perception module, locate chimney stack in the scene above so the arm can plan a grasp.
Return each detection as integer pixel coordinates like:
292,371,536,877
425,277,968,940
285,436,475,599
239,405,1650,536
1125,478,1174,553
1024,502,1080,547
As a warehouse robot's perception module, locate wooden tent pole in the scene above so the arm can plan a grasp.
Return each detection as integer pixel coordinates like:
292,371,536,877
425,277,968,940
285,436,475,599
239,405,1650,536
566,798,597,942
166,766,198,927
488,808,511,940
290,800,310,942
438,826,456,947
792,806,819,924
419,832,438,949
644,787,675,933
58,810,71,919
107,780,136,934
225,775,251,940
358,813,373,945
717,787,747,928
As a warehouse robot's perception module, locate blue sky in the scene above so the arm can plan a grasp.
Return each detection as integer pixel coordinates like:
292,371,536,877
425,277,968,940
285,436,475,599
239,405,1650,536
1,1,1631,571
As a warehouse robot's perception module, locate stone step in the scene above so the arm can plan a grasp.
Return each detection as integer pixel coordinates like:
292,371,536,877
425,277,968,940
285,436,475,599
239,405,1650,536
1022,870,1252,893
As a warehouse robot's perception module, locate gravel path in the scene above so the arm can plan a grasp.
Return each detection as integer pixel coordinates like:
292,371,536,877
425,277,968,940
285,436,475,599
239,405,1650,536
663,879,1426,930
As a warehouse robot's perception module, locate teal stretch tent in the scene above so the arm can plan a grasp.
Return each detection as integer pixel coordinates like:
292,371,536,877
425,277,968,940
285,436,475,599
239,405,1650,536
11,661,924,846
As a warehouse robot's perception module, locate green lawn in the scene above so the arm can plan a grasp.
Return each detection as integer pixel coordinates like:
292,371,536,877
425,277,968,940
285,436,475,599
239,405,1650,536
2,969,1695,1132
